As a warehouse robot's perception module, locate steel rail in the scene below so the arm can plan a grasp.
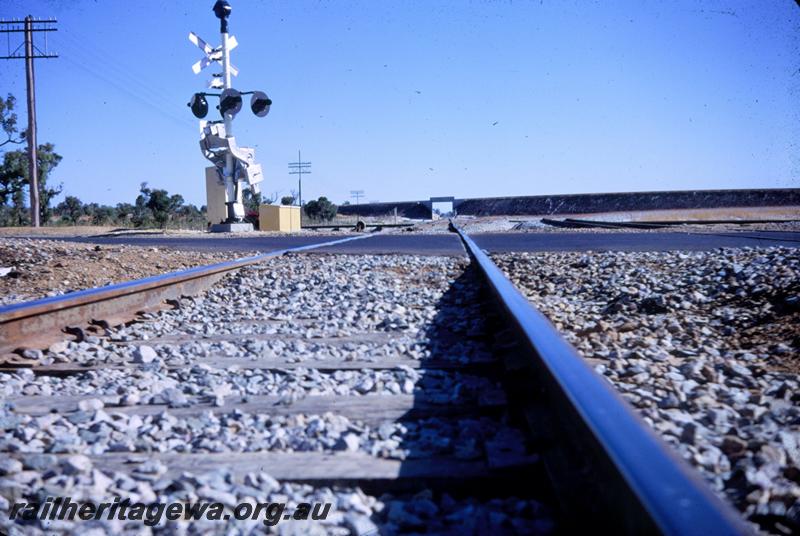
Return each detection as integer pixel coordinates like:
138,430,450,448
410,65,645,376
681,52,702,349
450,221,751,535
0,234,374,355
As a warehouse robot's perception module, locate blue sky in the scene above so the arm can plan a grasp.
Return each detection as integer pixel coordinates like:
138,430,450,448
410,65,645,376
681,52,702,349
1,0,798,207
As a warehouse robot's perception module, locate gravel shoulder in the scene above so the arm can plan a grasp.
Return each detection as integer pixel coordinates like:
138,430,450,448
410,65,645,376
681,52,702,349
0,238,254,306
494,247,800,533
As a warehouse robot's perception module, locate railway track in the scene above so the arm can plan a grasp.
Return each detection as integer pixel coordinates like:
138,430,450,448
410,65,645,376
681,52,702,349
0,232,749,534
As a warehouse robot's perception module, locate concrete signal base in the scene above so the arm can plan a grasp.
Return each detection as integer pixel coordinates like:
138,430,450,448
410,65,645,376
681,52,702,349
209,222,254,233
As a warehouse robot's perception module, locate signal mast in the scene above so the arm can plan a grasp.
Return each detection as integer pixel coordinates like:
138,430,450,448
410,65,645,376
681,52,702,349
187,0,271,232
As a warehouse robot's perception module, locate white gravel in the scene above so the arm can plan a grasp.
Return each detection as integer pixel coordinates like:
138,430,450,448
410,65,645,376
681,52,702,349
0,403,518,462
1,253,551,534
1,366,503,405
0,456,554,534
495,247,800,534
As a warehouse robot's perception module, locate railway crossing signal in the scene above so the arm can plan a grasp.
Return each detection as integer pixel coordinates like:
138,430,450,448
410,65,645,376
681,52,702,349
187,1,271,231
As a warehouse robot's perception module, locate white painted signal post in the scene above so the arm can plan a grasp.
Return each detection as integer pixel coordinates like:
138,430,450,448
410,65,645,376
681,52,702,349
188,1,271,232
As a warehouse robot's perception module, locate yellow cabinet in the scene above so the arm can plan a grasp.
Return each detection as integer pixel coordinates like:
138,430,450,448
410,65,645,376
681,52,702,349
259,205,301,232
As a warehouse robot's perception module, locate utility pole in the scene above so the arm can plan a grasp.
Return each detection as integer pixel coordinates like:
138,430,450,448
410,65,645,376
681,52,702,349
288,151,311,207
350,190,365,219
0,16,58,227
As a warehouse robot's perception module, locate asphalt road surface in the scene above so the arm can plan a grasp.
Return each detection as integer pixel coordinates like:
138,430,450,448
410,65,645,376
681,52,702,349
11,230,800,255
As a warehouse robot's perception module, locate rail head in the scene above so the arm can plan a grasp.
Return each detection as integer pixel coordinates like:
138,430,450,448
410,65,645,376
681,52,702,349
450,221,751,535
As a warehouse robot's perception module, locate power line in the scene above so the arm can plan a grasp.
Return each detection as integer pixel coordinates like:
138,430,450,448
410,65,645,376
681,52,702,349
54,33,196,131
60,53,196,131
59,28,192,119
59,30,170,102
288,150,311,207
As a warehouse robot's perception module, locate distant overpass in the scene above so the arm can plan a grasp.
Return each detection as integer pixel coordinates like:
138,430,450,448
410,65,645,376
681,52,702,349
336,188,800,219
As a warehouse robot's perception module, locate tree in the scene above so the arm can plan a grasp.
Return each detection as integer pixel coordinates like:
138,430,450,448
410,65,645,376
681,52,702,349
0,94,62,225
304,200,318,218
0,94,24,219
317,197,338,221
174,203,205,229
263,191,279,205
91,205,116,225
0,151,26,208
136,183,183,229
56,196,84,224
114,202,135,225
0,94,23,149
0,127,27,226
52,198,121,226
281,195,295,206
242,189,263,214
0,144,63,224
304,196,337,221
241,189,262,227
0,94,61,225
3,178,27,226
35,143,62,223
132,186,152,227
